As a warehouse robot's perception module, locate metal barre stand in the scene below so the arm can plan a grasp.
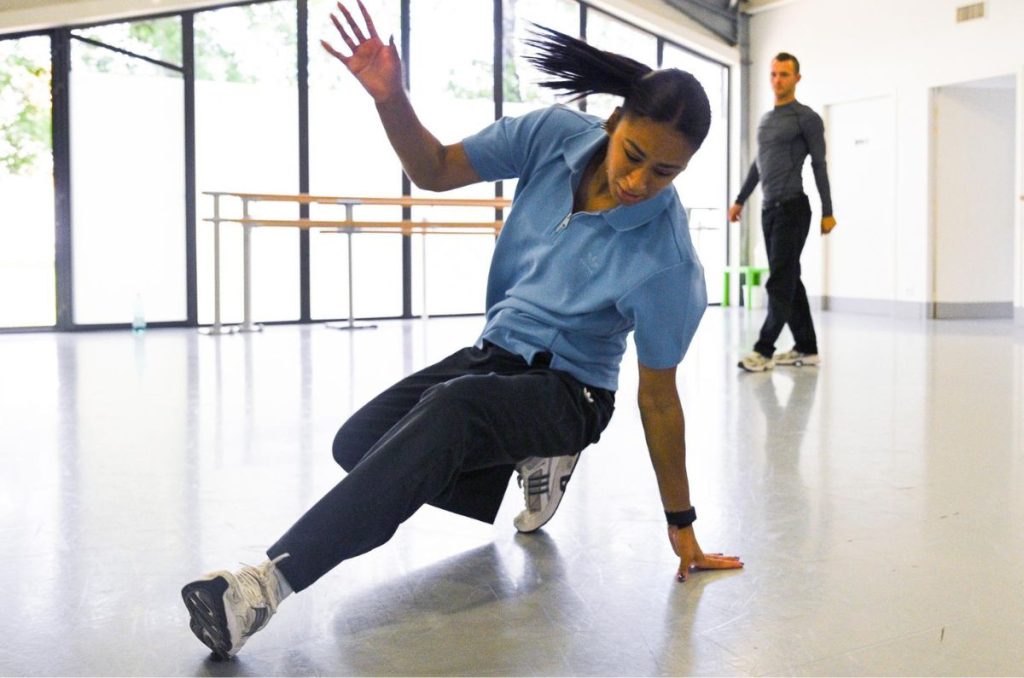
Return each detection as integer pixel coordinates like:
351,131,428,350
198,193,239,335
200,194,375,335
325,201,377,331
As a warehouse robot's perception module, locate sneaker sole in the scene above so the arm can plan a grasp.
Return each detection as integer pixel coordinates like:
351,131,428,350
515,454,580,534
182,577,234,660
737,360,773,372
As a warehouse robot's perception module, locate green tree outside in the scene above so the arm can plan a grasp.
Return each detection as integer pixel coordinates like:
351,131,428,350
0,48,51,177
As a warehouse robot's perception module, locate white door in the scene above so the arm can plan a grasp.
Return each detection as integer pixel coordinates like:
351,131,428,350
932,77,1016,318
820,96,896,308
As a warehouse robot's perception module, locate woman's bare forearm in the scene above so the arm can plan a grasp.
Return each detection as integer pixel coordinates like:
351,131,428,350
374,91,477,191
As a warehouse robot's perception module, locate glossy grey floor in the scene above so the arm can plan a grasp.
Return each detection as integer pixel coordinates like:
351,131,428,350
2,309,1023,676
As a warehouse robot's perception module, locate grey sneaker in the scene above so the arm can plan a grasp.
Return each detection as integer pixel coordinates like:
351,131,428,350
181,554,288,659
774,350,820,367
513,454,580,533
738,351,774,372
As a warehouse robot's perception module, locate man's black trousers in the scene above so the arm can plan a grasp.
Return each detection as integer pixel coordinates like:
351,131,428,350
754,193,819,358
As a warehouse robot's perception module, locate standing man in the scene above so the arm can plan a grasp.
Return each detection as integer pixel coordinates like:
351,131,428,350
730,52,836,372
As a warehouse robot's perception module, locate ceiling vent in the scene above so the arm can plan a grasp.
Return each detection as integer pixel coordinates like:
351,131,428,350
956,2,985,22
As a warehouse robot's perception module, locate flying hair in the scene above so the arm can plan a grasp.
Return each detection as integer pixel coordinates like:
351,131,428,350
523,24,652,101
523,24,712,149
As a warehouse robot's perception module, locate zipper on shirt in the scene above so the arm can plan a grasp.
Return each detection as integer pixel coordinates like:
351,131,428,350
555,207,600,234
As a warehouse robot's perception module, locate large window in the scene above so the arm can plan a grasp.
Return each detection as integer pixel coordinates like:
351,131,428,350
307,0,403,320
70,19,187,325
663,44,729,304
195,1,300,325
0,0,732,330
0,37,55,328
503,0,579,118
407,0,496,316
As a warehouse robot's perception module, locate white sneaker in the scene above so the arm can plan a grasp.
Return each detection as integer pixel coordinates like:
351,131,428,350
181,554,289,659
738,351,775,372
513,453,580,533
774,350,820,367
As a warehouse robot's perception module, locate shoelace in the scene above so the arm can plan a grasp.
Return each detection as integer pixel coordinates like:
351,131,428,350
234,553,289,614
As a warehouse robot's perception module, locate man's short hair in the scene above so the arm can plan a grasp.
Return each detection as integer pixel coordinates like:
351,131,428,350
773,52,800,74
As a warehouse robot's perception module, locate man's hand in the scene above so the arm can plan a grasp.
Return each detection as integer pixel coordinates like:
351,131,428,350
821,215,837,235
728,203,743,223
668,525,743,582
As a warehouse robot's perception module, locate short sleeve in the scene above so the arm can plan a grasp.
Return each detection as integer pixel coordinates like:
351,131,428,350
461,107,554,182
616,262,708,369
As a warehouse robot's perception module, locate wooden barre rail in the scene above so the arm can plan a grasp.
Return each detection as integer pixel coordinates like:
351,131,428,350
204,191,511,209
202,217,504,234
200,192,511,335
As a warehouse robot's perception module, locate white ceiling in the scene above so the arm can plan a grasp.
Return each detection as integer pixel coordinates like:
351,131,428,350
1,0,233,35
3,0,81,8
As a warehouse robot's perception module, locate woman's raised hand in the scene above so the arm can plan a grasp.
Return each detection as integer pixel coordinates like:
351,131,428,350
321,0,402,104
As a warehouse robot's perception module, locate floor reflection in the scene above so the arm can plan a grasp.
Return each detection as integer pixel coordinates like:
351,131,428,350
1,311,1023,675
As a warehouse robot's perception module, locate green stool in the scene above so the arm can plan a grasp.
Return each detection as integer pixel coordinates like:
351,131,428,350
722,266,769,309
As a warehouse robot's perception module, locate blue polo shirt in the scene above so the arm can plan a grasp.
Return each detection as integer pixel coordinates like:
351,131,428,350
462,105,707,391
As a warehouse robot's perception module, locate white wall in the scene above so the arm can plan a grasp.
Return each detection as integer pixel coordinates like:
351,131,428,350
745,0,1024,318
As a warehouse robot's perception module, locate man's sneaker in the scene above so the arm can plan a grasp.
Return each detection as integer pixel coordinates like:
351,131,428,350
738,352,774,372
513,453,580,533
774,350,820,367
181,554,289,659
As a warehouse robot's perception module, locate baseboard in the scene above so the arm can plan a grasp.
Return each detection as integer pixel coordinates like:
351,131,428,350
814,295,929,320
933,302,1014,319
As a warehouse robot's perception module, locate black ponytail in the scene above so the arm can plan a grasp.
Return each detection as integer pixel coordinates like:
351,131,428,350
524,24,652,101
525,24,712,150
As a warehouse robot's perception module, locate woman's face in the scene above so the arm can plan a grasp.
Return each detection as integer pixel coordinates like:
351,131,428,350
604,111,696,207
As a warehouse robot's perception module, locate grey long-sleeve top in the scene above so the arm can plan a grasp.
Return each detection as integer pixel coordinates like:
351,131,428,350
735,100,833,216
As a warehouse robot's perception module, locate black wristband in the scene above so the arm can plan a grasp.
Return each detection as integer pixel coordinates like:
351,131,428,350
665,507,697,528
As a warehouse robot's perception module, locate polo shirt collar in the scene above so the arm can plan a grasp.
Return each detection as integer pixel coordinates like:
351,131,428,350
561,123,674,233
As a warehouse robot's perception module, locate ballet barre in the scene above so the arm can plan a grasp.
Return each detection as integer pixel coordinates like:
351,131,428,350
199,192,511,334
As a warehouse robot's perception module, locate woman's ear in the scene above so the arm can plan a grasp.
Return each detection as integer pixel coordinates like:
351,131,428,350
603,107,623,134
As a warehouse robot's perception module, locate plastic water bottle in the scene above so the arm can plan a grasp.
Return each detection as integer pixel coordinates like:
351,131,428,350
132,294,146,333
